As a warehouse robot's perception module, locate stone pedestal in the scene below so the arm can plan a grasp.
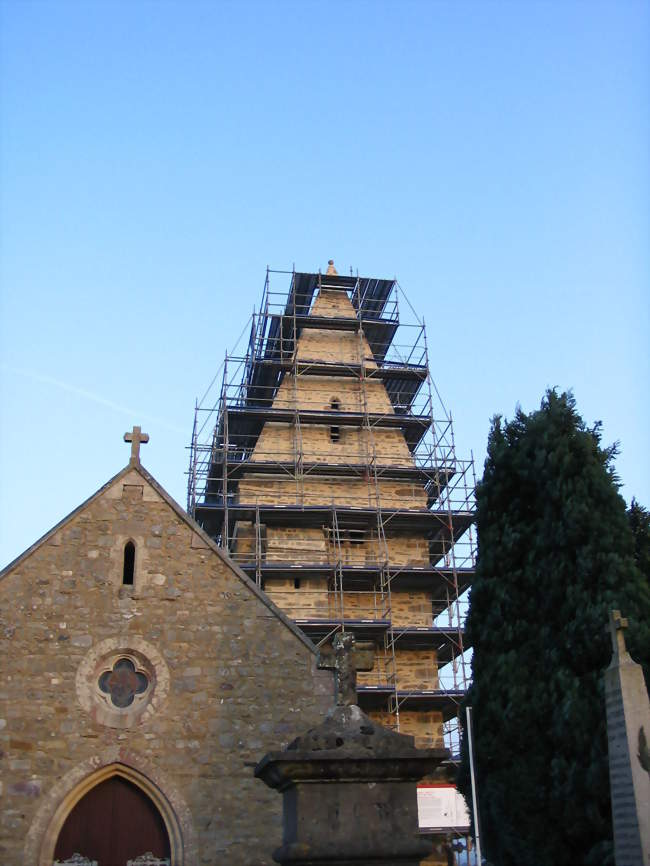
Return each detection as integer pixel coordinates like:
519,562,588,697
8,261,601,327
255,703,448,865
604,611,650,866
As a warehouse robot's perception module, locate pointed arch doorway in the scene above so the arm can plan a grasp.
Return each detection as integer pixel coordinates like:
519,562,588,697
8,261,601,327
53,774,171,865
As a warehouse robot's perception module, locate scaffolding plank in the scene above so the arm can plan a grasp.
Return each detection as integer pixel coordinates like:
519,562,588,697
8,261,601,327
294,618,391,641
220,406,431,452
213,458,454,484
356,686,465,721
391,627,466,657
193,503,475,554
236,562,473,596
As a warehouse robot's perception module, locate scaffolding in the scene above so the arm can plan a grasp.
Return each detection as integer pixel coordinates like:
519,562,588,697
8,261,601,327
188,267,476,758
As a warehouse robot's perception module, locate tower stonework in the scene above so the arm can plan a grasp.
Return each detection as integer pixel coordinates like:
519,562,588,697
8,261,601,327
189,265,476,857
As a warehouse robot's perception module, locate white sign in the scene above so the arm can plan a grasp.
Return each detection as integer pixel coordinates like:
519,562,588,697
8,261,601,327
417,784,471,832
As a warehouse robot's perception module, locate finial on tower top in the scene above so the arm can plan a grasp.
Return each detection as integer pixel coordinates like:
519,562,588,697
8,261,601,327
124,425,149,465
326,259,338,276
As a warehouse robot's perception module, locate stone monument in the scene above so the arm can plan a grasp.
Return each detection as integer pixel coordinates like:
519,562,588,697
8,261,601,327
254,632,449,865
604,610,650,866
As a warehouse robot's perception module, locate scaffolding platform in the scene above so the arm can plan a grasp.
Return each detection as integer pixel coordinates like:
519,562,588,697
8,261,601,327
357,687,465,721
212,405,432,451
391,627,467,656
293,618,391,641
237,562,473,595
188,266,476,751
195,501,473,556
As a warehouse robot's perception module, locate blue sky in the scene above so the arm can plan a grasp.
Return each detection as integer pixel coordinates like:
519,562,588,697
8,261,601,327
1,0,648,567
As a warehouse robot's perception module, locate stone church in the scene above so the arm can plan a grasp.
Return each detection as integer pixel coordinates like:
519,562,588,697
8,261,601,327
0,432,334,865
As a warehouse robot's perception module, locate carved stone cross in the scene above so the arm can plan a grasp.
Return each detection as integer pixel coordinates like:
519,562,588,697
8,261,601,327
317,632,375,706
124,426,149,464
609,609,629,662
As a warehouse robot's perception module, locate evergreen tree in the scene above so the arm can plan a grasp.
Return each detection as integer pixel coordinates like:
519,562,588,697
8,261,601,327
629,498,650,582
457,390,650,866
627,497,650,691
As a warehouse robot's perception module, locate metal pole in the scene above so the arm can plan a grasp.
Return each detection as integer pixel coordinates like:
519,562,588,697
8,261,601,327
465,706,483,865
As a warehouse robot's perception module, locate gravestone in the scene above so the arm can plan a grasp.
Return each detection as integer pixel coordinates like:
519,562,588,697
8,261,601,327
604,610,650,866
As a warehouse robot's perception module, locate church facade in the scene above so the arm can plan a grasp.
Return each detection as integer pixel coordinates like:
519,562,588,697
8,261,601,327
0,441,333,866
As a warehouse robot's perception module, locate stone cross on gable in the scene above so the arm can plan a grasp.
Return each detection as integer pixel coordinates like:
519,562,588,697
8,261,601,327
124,426,149,464
609,609,630,663
317,632,375,706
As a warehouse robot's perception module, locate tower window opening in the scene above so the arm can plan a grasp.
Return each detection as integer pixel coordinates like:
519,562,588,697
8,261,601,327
330,397,341,443
294,578,301,589
122,541,135,585
348,529,366,545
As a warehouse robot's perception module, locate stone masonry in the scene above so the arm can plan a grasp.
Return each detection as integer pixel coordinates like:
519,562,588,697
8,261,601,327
0,460,333,866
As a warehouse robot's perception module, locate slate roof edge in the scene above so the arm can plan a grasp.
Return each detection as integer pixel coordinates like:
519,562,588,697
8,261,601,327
0,460,319,657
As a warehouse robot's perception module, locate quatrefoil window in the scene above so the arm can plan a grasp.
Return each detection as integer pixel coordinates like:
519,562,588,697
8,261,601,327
98,657,149,708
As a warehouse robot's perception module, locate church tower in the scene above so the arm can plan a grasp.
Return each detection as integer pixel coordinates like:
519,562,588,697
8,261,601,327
188,262,475,778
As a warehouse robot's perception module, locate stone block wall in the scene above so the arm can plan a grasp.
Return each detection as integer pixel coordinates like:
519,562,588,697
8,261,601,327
392,590,434,627
232,527,434,572
296,329,378,368
270,376,393,414
236,476,427,510
265,527,327,564
309,287,358,319
0,467,333,866
395,649,440,689
368,710,444,750
264,579,330,619
249,422,415,467
385,533,431,566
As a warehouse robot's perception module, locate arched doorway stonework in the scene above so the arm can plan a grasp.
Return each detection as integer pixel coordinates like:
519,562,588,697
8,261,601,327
25,749,196,866
54,774,170,864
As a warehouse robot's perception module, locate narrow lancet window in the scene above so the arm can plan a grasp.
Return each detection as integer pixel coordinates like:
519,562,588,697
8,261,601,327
330,398,341,443
123,541,135,585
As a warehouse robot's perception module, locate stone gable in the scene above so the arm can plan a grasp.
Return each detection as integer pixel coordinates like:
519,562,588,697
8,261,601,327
0,464,333,866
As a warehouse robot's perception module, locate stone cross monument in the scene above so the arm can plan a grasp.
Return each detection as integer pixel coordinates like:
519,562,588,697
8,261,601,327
255,632,448,865
604,609,650,866
317,632,374,706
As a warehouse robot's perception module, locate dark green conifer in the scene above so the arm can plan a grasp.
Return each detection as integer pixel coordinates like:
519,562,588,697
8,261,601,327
457,390,650,866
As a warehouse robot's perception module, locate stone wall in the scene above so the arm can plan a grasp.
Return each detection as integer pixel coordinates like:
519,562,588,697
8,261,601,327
395,649,440,690
391,590,434,627
250,421,415,467
269,376,393,414
0,467,333,866
296,328,377,367
367,710,444,750
309,287,358,319
233,526,433,570
385,532,432,566
237,476,428,509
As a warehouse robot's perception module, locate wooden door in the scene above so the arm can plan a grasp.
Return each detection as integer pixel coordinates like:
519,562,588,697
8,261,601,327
54,775,171,866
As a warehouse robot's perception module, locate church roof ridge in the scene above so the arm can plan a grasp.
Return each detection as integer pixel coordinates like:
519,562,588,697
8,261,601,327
0,459,318,655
